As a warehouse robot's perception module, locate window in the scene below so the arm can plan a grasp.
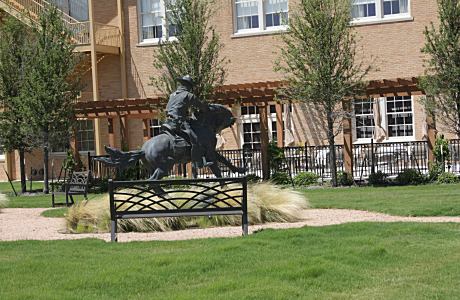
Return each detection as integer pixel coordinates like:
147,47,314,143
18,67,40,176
241,106,261,150
352,0,376,18
351,0,409,22
240,105,284,149
51,0,89,21
354,99,375,139
139,0,176,43
77,120,95,152
353,96,414,141
234,0,288,34
150,119,163,137
386,96,413,137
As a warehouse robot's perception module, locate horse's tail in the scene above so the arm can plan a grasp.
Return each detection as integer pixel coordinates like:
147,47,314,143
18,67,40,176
94,146,145,170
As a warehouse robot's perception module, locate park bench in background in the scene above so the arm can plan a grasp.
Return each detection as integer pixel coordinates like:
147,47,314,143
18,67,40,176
51,171,90,207
108,177,248,242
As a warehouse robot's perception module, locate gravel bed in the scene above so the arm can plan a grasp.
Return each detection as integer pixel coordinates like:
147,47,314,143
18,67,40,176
1,208,460,243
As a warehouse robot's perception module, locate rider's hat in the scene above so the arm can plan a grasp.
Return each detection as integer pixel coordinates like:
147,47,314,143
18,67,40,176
176,75,194,86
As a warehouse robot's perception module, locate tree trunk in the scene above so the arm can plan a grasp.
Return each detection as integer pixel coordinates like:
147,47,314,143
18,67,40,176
19,149,26,194
43,129,49,194
327,112,337,187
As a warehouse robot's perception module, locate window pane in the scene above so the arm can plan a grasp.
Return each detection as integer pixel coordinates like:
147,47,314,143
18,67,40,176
236,0,259,30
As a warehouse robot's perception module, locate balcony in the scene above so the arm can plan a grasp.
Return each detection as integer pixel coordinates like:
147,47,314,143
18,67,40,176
0,0,120,54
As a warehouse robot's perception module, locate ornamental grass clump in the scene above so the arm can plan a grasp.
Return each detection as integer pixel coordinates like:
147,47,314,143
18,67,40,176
65,182,309,233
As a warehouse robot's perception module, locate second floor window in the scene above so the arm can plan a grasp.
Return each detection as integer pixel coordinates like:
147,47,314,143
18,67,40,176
234,0,288,34
351,0,409,21
139,0,176,42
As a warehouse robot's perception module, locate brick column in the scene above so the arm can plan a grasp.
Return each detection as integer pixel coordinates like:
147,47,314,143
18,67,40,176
342,100,353,175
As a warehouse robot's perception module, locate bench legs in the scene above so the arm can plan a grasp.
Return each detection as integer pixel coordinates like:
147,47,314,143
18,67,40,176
242,212,248,236
111,219,118,242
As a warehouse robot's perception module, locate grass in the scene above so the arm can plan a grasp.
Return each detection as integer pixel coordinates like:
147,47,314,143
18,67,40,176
1,223,460,299
0,181,44,194
306,183,460,216
41,208,68,218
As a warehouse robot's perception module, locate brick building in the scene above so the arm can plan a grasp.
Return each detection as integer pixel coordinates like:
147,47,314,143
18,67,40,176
0,0,457,181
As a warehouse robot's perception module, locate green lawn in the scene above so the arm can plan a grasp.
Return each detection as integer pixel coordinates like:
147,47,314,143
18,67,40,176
306,184,460,216
0,181,44,194
1,223,460,299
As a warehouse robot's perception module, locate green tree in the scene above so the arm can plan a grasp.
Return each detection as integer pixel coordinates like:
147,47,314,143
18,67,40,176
22,5,82,193
275,0,370,186
0,16,37,193
420,0,460,137
150,0,228,100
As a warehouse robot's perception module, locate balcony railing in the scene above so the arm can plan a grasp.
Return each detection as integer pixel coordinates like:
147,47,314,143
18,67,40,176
0,0,120,48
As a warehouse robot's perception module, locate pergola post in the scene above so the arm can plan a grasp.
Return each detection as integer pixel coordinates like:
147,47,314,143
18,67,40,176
142,119,150,142
70,126,82,169
108,118,116,147
342,100,353,175
426,115,437,163
259,103,270,180
275,102,284,147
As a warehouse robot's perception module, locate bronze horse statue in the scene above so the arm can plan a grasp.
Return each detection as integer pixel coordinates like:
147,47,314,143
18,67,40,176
97,104,245,180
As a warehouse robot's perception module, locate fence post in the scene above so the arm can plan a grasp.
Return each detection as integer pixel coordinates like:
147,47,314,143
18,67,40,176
87,152,92,174
242,176,248,236
371,139,375,174
304,142,309,172
108,179,117,242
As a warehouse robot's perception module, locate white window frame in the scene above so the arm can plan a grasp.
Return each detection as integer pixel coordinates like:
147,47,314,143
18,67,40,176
233,0,289,36
239,104,282,149
353,96,415,144
76,119,96,153
138,0,177,45
351,0,412,26
354,99,376,141
385,95,414,141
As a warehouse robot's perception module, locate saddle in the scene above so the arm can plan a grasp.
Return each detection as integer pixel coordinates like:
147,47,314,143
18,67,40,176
161,122,191,157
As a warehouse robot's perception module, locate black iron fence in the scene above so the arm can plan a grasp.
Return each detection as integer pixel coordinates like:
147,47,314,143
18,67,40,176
447,139,460,173
353,141,429,179
88,140,460,183
283,145,344,179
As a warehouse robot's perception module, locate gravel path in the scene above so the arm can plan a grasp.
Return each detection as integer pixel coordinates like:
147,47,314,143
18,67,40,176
1,208,460,243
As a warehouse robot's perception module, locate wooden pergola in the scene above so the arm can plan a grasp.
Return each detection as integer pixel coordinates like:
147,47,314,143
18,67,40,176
74,77,428,179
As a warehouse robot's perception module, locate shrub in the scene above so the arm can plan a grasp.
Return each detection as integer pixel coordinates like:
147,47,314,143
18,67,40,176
436,172,459,184
396,169,426,185
428,161,444,182
337,171,354,186
270,172,292,185
368,171,388,186
293,172,319,186
246,174,261,183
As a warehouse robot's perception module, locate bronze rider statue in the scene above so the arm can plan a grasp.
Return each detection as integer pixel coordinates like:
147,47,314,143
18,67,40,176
163,75,213,168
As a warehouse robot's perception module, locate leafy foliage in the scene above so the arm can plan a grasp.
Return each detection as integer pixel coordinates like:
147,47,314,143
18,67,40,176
420,0,460,136
436,172,459,184
268,142,285,173
337,171,354,186
151,0,228,100
293,172,319,186
275,0,371,186
433,134,450,163
396,169,426,186
368,171,388,186
270,172,292,185
21,5,83,192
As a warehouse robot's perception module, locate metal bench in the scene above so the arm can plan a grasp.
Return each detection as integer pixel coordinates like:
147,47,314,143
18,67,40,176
108,177,248,242
51,171,90,207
